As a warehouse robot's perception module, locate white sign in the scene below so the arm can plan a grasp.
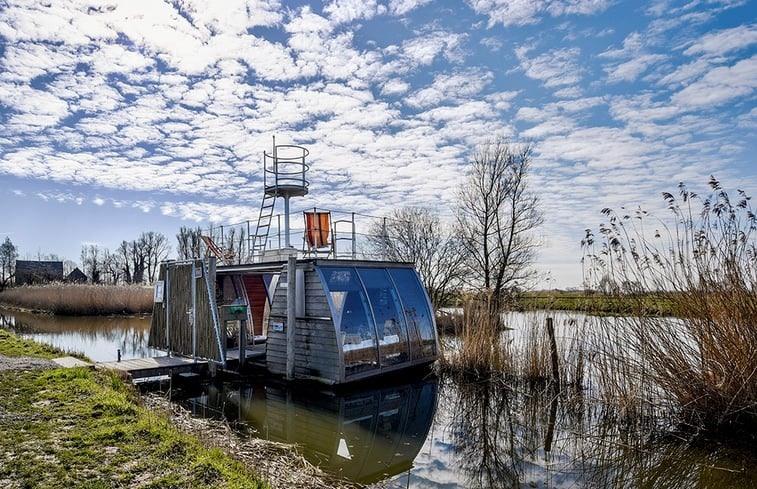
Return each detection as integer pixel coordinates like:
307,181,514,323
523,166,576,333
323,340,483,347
193,267,203,279
154,281,165,303
271,321,284,332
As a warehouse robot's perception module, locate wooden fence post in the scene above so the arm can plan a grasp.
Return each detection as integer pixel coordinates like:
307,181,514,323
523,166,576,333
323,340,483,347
546,317,560,386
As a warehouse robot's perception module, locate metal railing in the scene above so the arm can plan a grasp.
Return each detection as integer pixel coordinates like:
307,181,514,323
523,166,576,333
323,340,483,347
263,144,309,192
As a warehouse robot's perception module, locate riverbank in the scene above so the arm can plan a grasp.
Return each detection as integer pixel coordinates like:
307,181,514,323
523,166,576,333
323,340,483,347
0,284,153,315
514,291,675,316
0,329,353,488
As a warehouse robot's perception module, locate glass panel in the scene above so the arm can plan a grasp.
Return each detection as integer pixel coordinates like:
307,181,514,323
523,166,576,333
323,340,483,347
321,267,379,376
388,268,436,359
357,268,410,367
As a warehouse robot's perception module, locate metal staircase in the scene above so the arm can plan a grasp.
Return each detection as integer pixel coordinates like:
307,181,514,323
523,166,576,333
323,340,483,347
250,193,276,260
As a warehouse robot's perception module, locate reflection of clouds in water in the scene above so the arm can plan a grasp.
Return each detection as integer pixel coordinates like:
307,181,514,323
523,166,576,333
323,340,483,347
0,309,156,361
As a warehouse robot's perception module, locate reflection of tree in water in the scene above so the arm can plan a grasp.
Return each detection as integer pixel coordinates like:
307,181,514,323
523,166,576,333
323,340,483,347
0,309,154,358
445,375,756,488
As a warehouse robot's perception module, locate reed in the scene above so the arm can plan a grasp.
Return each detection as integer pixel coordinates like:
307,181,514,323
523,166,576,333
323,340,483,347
584,178,757,432
0,283,153,316
439,296,512,376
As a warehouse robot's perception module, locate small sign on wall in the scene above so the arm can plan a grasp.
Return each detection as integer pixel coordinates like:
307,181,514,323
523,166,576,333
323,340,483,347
193,267,203,279
154,280,165,303
271,321,284,332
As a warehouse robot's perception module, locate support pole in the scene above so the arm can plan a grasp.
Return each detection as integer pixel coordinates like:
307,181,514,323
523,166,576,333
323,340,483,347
286,255,296,381
238,318,246,371
351,212,356,259
191,261,197,362
546,317,560,386
284,196,291,248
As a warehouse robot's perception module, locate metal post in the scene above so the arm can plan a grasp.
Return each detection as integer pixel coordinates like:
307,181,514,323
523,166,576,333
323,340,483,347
117,349,121,362
284,196,291,248
239,318,246,371
286,255,296,381
246,220,251,258
382,217,388,260
351,212,356,259
278,214,282,249
191,261,197,362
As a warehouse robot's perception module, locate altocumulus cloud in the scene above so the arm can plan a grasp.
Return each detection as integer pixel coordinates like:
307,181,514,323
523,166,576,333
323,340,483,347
0,0,755,287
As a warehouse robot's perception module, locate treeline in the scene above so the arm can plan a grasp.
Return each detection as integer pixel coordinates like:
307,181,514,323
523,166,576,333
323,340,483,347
176,225,248,264
81,231,169,285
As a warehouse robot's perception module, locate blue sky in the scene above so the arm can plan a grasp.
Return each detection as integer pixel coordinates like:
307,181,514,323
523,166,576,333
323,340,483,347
0,0,755,287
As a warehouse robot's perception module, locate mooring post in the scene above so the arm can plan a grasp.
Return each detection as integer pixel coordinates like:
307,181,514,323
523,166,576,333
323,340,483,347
286,255,296,380
117,349,121,362
238,318,246,371
546,317,560,386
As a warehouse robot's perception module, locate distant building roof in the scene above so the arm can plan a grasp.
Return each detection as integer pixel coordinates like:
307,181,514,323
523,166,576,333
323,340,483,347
15,260,64,285
66,267,87,283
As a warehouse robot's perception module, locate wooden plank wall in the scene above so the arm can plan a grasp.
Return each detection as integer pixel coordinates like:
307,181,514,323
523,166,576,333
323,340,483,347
267,264,340,383
148,264,167,349
147,259,223,363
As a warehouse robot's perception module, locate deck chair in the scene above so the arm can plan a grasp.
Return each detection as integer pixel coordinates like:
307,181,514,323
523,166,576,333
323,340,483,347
303,211,333,257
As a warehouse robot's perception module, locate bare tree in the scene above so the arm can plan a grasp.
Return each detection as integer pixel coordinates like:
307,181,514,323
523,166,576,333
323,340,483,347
457,139,542,305
80,244,103,284
368,208,464,307
117,240,132,284
102,249,123,284
0,237,18,289
130,238,147,285
141,231,170,283
177,226,204,260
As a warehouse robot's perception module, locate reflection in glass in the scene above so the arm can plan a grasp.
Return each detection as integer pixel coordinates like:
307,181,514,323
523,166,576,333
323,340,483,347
388,268,436,359
321,267,379,376
357,268,409,367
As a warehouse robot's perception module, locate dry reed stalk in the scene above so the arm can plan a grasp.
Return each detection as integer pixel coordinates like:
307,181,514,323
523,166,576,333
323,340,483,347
583,178,757,432
0,283,153,315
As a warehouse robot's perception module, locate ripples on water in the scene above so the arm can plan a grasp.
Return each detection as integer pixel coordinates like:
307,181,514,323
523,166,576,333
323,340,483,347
1,308,754,488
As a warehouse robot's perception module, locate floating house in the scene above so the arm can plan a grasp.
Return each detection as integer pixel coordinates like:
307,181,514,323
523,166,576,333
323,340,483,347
148,140,439,384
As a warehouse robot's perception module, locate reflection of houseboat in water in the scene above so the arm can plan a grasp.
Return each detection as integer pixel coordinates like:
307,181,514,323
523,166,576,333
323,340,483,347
180,375,439,484
148,139,439,384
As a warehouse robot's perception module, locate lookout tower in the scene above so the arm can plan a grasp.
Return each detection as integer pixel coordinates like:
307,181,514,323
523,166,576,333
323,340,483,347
251,137,310,259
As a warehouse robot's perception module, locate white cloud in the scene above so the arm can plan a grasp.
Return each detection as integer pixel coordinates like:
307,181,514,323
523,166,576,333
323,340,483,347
405,70,493,108
388,0,431,16
683,23,757,57
606,54,667,83
381,78,410,96
466,0,610,27
516,46,582,88
672,55,757,108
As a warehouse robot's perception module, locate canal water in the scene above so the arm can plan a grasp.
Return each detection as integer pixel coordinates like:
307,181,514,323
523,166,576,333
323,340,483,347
1,308,755,488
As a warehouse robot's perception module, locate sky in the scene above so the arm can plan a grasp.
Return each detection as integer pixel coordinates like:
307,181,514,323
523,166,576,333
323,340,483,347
0,0,755,288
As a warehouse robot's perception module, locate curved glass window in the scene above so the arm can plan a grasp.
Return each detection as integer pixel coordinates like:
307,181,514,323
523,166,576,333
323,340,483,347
388,268,436,358
357,268,409,366
321,267,378,376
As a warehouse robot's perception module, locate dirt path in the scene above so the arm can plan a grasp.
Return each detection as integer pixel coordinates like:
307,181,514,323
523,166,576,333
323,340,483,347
0,354,54,372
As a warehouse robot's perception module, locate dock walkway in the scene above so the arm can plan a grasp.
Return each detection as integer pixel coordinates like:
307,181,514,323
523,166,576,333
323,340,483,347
96,356,207,379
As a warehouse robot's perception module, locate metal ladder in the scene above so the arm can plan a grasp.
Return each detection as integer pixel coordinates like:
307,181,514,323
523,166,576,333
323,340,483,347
250,193,276,260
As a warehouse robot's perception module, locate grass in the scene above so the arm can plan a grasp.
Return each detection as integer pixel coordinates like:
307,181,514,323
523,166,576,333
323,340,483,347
514,290,675,316
0,327,70,358
0,283,153,315
0,329,267,489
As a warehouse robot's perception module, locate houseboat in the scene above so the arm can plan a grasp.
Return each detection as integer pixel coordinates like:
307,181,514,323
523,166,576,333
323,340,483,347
148,140,439,384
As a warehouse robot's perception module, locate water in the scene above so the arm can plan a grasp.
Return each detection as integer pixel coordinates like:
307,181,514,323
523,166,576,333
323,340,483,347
0,308,158,361
1,308,755,488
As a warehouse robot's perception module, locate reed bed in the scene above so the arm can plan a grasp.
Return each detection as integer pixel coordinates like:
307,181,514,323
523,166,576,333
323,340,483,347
0,283,153,315
442,180,757,436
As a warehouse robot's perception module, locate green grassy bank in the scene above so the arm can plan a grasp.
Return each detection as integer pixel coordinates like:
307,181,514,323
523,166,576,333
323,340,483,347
0,330,266,489
514,291,675,316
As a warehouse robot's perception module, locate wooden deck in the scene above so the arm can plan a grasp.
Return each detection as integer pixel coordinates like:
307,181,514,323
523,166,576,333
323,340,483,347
97,356,207,379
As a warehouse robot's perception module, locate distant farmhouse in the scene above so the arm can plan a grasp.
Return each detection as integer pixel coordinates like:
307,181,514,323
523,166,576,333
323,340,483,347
15,260,64,285
65,267,88,284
